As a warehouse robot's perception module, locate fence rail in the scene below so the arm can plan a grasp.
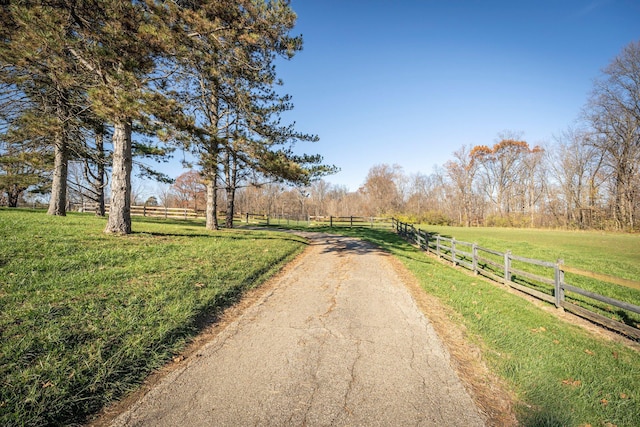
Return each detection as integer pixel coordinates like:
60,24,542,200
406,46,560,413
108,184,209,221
83,204,393,229
392,218,640,340
309,216,392,229
84,203,206,219
242,214,393,229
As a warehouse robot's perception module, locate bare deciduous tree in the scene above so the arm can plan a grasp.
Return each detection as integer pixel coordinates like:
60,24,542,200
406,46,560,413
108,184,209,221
586,40,640,229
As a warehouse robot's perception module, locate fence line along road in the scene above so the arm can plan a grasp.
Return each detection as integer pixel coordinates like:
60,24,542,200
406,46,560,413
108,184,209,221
392,218,640,340
85,204,250,222
76,205,639,338
83,203,204,220
82,204,394,229
241,214,393,229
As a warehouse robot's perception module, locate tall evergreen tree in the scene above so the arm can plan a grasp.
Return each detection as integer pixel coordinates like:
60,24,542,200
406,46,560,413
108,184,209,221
0,4,86,215
173,0,334,229
0,137,51,207
61,0,191,233
2,1,333,231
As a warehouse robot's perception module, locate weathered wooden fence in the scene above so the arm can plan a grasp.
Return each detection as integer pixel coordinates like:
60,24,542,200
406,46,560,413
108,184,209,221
309,216,392,229
84,204,204,219
242,214,393,229
392,218,640,340
84,205,393,229
83,203,248,222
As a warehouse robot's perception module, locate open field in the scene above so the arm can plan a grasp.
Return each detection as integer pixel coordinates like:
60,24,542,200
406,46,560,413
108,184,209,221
0,209,306,426
418,225,640,281
307,226,640,427
389,223,640,333
3,211,639,426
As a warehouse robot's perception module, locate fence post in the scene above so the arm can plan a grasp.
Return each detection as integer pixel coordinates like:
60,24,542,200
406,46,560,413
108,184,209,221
164,206,168,219
184,209,187,220
472,243,478,275
504,250,511,283
554,259,565,309
350,216,353,228
246,212,249,224
451,238,457,266
436,236,441,258
330,216,333,227
424,231,429,253
143,205,147,217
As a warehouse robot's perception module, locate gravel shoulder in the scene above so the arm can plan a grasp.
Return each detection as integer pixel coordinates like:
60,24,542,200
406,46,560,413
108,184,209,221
93,232,517,426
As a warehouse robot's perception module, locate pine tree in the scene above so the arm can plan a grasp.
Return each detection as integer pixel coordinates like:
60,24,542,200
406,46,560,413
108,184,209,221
61,1,192,233
0,4,87,215
0,138,51,207
2,1,335,231
173,0,335,229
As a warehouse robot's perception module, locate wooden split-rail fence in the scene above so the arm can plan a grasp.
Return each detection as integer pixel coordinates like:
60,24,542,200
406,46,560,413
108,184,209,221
83,204,393,229
392,219,640,340
84,204,247,222
241,214,393,228
83,203,204,220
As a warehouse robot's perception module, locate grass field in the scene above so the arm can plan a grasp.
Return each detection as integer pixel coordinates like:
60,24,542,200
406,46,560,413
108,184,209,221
418,225,640,281
319,226,640,427
3,210,639,426
417,225,640,328
0,209,306,426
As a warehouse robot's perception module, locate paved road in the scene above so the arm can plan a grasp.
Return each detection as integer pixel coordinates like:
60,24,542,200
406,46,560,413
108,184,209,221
112,233,486,426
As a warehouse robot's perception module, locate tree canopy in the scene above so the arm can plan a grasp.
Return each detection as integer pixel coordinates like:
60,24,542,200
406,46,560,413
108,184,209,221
0,0,333,233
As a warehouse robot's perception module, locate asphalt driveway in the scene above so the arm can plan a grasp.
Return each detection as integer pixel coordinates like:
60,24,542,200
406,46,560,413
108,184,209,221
110,233,486,426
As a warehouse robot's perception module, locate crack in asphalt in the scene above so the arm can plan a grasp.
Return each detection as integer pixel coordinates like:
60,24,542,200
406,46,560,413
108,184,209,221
342,337,361,417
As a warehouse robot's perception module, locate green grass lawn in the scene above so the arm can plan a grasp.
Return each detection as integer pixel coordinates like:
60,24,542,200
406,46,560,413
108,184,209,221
3,211,639,426
418,225,640,281
404,224,640,328
0,209,306,426
311,226,640,427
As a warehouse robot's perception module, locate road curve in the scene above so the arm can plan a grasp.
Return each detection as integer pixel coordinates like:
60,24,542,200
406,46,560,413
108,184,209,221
111,233,486,426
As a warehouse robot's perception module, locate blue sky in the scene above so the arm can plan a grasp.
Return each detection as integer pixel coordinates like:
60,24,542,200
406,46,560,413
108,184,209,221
276,0,640,190
155,0,640,192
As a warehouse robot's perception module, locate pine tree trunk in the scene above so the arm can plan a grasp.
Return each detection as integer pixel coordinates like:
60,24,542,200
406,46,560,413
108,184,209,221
205,175,219,230
204,81,220,230
225,185,235,229
96,132,106,217
47,137,68,216
104,119,132,234
7,184,20,207
224,151,238,229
